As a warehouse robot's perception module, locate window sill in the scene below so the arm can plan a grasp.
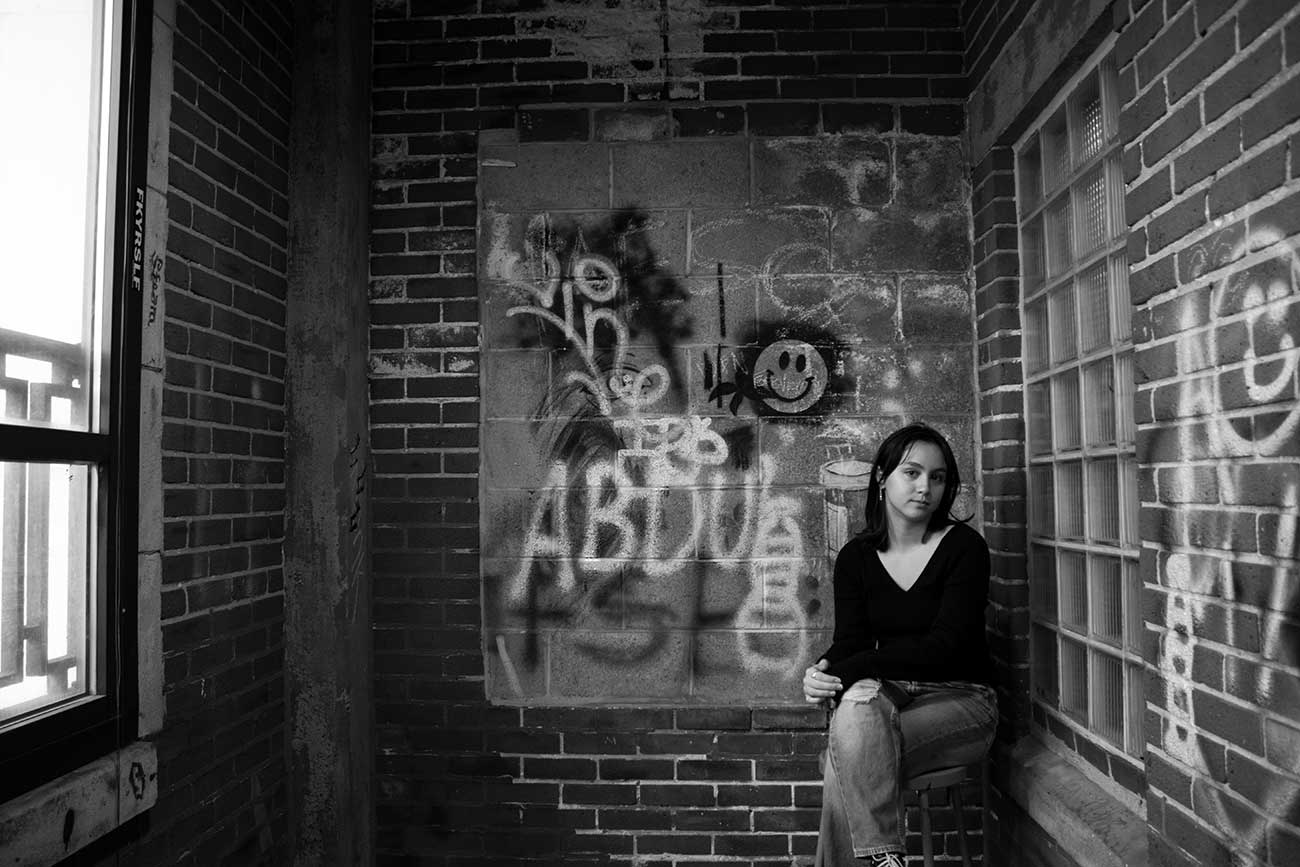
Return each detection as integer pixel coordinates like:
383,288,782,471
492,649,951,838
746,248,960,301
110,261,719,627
1006,736,1147,867
0,740,157,865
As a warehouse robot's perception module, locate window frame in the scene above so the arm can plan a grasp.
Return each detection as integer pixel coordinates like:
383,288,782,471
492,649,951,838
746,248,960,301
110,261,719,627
1012,36,1146,793
0,0,152,804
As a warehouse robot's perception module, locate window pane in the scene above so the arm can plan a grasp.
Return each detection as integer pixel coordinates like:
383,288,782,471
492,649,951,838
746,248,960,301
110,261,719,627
1078,262,1110,353
1042,107,1070,191
1028,381,1053,456
1033,624,1059,705
1059,549,1087,633
1060,636,1088,722
1045,196,1073,277
1083,359,1116,447
1087,457,1120,544
1116,353,1136,444
1049,281,1078,363
1058,460,1084,539
1110,253,1131,341
1053,370,1081,451
1092,649,1124,747
1126,661,1145,757
1031,544,1057,623
0,0,106,434
1072,71,1105,166
1124,558,1143,652
1090,554,1123,645
1106,154,1126,241
0,462,93,724
1029,465,1056,537
1019,137,1043,212
1025,296,1049,373
1022,217,1046,293
1120,456,1140,544
1074,168,1107,257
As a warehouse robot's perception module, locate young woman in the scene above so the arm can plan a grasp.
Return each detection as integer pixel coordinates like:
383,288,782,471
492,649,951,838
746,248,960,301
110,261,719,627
803,423,997,867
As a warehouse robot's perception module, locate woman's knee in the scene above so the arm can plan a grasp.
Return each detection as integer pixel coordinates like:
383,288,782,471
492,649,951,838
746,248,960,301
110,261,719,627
828,681,894,752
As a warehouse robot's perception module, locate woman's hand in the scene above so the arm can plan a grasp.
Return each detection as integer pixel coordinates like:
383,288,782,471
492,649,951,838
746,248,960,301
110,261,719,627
802,658,842,705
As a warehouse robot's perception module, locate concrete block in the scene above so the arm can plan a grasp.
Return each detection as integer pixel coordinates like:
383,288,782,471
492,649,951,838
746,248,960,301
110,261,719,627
697,560,753,620
613,140,749,208
841,348,911,414
550,630,691,700
483,563,526,630
831,208,970,272
480,142,611,211
485,629,549,701
679,274,760,346
691,208,831,277
758,273,898,346
482,348,552,421
0,742,158,865
919,415,977,485
136,551,164,735
694,630,806,701
896,137,966,210
754,137,891,208
901,348,975,413
751,558,827,630
900,273,973,343
674,105,746,137
687,346,762,420
754,414,891,486
481,420,553,491
480,209,689,287
481,279,557,349
596,106,673,141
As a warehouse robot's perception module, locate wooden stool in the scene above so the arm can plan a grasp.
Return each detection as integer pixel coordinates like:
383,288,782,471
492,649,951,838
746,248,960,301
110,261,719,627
904,765,976,867
813,756,980,866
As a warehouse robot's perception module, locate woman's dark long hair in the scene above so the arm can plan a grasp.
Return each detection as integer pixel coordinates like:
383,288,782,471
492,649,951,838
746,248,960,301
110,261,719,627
858,423,970,551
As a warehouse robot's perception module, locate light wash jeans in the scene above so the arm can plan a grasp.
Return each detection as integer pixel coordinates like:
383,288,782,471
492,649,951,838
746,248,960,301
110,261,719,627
815,679,998,864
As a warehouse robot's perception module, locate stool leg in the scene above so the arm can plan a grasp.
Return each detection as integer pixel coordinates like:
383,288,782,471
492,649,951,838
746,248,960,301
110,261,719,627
952,783,972,867
920,788,934,867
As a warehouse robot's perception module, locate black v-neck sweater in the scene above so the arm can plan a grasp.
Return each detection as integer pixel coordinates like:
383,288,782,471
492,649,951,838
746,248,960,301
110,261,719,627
820,521,992,687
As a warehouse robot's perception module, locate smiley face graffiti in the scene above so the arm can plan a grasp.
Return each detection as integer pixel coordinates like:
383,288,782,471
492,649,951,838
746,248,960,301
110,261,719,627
753,339,828,414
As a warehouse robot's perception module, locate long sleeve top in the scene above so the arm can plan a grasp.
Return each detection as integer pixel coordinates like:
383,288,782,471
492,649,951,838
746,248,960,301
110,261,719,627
820,521,992,688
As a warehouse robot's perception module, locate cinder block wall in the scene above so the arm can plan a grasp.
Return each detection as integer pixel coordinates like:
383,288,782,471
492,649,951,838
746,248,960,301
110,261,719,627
95,1,295,863
368,1,982,863
1119,0,1300,863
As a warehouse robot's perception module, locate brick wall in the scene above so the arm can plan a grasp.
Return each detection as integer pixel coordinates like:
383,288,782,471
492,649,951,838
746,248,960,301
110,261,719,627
965,0,1300,863
85,1,296,862
965,141,1033,864
368,1,985,864
1119,0,1300,863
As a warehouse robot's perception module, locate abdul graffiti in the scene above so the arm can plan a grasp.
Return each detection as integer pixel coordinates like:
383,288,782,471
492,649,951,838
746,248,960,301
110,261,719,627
479,209,924,702
1154,226,1299,855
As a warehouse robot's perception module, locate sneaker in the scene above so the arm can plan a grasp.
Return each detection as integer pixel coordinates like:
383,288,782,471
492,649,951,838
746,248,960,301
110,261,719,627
867,854,905,867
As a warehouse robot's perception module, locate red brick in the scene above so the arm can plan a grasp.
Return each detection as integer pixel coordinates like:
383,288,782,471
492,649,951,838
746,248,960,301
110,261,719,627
1167,20,1235,103
1173,119,1241,192
1137,5,1196,86
1142,100,1202,167
1204,33,1284,122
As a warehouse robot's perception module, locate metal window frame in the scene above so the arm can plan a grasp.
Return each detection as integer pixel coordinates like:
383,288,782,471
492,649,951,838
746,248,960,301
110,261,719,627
1013,36,1146,761
0,0,151,804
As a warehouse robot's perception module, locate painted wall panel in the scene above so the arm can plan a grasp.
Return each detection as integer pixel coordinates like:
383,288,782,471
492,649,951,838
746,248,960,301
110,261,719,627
480,134,977,704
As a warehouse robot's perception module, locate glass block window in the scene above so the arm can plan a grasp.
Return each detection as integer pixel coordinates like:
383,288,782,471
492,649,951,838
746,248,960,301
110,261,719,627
1016,53,1143,760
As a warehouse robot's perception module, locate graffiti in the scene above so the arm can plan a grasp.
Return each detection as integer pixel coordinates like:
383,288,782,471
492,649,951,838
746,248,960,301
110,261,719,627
1156,227,1299,853
705,322,848,419
147,252,163,326
344,433,367,623
486,211,841,691
128,760,147,799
